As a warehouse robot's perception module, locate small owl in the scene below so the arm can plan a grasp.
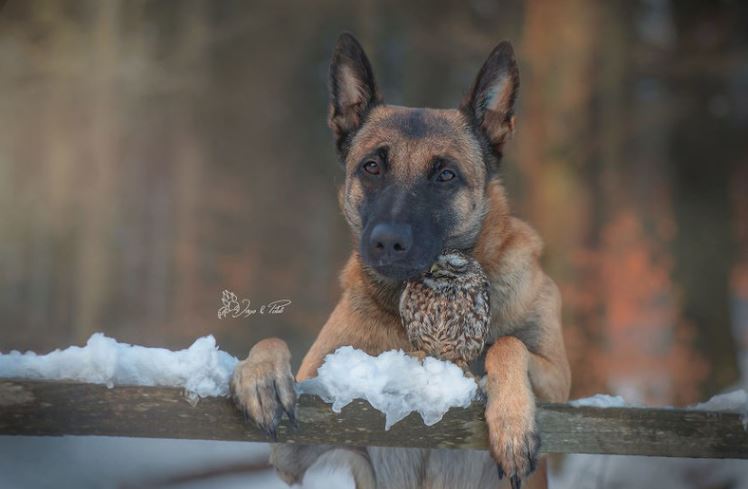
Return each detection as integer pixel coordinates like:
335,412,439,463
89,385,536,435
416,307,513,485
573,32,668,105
399,250,491,371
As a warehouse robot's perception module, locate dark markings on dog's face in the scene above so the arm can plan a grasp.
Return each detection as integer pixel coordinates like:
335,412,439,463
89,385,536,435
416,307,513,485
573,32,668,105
386,109,454,140
341,106,489,280
328,34,519,282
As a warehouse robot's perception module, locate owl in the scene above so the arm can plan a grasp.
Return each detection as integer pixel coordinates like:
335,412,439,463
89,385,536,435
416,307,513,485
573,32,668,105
399,250,491,371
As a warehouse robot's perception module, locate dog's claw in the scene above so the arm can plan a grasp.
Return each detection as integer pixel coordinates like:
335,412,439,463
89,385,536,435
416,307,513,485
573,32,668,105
510,475,522,489
287,408,299,429
497,465,504,480
528,454,537,474
276,379,298,429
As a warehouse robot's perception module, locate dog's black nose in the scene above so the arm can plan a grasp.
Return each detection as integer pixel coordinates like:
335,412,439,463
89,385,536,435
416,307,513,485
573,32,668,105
369,223,413,260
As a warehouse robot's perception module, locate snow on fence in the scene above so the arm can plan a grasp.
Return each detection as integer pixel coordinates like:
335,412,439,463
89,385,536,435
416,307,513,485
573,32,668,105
1,379,746,459
1,334,746,459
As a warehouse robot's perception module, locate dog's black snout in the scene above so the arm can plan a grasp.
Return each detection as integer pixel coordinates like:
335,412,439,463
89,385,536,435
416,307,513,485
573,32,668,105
369,223,413,259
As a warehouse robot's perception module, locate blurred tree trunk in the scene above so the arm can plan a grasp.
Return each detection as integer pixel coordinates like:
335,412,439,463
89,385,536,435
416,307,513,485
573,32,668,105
668,2,740,396
172,0,208,335
731,163,748,379
75,0,120,342
518,0,602,394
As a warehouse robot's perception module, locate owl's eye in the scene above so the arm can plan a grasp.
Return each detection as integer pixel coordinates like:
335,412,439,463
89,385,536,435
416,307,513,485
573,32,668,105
363,160,381,175
436,169,456,182
447,255,468,269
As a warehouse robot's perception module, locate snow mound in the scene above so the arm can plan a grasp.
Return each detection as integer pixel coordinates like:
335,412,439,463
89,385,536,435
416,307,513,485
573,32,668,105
569,394,628,408
689,389,747,412
570,389,748,429
689,389,748,429
0,333,238,398
298,346,478,430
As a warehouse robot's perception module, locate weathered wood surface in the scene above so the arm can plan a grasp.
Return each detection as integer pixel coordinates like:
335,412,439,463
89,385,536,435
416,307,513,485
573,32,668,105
1,379,746,459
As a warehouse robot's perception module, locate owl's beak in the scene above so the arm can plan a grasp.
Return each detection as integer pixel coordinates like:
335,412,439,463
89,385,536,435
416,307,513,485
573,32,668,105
429,263,439,274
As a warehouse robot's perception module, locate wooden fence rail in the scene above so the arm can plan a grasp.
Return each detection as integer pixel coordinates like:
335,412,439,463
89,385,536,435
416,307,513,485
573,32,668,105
0,380,746,459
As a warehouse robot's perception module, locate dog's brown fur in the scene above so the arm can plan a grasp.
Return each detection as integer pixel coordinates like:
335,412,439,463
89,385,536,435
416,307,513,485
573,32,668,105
232,33,571,489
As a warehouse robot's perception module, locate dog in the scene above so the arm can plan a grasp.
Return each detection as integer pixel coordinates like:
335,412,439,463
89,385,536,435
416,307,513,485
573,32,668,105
231,33,571,489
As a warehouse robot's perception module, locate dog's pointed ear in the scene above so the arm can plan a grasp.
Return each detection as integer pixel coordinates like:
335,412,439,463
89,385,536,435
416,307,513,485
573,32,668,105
460,41,519,156
328,33,382,158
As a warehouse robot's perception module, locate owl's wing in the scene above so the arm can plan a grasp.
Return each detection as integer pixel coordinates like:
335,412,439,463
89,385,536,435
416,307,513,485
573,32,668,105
398,287,410,322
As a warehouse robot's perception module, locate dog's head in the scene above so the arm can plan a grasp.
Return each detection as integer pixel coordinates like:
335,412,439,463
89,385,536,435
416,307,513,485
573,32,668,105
329,33,518,282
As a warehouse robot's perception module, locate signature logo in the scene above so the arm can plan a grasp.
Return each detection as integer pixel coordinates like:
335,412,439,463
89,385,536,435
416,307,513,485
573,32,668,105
217,290,291,319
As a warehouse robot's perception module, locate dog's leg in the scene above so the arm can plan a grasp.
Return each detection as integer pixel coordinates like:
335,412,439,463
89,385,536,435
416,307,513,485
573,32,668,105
270,444,333,485
233,336,376,488
308,447,376,489
270,444,375,489
527,280,572,404
234,292,409,487
484,336,539,488
231,337,296,438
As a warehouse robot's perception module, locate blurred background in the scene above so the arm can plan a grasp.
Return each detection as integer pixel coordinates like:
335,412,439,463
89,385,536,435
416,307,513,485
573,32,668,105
1,0,747,488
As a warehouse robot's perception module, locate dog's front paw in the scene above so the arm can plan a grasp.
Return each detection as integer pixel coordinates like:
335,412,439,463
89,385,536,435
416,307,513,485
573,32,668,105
485,381,540,489
230,338,296,439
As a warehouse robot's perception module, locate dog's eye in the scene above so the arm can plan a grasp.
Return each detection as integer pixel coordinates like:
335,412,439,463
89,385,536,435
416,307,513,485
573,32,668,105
363,160,381,175
436,169,456,182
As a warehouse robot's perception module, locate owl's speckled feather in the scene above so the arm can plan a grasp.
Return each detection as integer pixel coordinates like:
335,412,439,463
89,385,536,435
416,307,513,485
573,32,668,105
399,250,491,369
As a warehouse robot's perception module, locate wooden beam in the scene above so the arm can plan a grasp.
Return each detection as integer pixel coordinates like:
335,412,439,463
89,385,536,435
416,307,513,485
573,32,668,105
0,380,745,459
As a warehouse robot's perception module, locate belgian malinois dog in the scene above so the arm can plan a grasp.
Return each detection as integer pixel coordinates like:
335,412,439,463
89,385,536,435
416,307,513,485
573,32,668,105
232,33,571,489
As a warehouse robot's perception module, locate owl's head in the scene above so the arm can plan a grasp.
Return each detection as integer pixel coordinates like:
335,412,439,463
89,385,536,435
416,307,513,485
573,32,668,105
427,250,478,280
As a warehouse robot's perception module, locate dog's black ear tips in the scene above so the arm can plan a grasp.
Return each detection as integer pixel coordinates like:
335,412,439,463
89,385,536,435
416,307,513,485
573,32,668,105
328,32,381,159
461,40,519,154
489,41,516,62
462,40,519,119
337,31,357,43
334,32,364,56
331,33,360,70
329,31,379,107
